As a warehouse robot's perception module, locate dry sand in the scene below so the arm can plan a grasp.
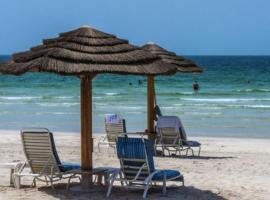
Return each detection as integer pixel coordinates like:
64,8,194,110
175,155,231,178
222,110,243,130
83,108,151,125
0,130,269,200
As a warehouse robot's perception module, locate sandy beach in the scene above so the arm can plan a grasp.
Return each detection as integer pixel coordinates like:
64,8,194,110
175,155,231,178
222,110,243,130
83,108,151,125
0,131,269,200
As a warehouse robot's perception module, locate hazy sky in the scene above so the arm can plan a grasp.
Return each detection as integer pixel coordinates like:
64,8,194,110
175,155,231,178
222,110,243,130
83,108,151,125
0,0,269,55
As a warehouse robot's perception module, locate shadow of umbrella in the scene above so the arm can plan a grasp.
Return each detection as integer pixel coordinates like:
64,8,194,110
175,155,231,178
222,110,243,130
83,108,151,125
38,184,228,200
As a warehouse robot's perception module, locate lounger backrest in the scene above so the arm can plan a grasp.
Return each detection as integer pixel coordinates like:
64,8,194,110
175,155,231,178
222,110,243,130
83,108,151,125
116,137,155,181
158,127,182,146
105,119,126,143
21,128,62,175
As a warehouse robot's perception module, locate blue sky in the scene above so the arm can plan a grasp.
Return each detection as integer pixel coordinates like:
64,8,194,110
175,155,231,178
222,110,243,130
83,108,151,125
0,0,269,55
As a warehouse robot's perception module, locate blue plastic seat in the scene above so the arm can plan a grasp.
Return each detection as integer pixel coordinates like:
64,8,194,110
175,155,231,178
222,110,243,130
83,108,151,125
153,169,181,181
61,162,81,172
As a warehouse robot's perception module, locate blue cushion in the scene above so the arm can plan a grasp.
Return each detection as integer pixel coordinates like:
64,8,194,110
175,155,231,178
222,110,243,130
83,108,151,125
183,140,201,147
153,169,181,181
60,162,80,172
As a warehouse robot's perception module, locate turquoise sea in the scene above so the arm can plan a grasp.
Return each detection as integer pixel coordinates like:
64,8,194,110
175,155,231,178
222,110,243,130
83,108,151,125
0,55,270,138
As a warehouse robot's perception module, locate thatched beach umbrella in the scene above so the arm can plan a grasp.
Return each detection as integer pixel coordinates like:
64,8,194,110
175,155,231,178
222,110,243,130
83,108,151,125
141,42,203,134
0,26,177,186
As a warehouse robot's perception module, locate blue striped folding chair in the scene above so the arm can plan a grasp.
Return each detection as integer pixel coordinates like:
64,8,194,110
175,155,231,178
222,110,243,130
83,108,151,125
106,136,184,198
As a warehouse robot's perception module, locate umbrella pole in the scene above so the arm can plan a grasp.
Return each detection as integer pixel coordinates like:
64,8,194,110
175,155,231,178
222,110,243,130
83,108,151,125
147,75,155,142
80,75,93,187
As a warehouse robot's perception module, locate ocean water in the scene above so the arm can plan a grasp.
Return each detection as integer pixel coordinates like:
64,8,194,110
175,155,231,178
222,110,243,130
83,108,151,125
0,55,270,138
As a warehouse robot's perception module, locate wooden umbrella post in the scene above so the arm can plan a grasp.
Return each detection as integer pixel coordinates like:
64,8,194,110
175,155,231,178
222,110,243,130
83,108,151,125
147,75,155,143
80,75,94,187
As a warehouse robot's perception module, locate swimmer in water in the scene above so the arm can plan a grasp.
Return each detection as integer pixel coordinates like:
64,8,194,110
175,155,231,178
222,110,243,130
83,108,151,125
193,81,200,91
138,80,143,85
129,82,133,86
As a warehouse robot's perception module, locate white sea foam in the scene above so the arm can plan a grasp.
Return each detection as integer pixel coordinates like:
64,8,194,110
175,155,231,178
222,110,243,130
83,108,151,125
0,96,41,100
93,96,103,99
105,92,119,96
180,98,270,102
55,96,77,99
112,106,143,110
186,112,222,116
235,89,270,92
227,105,270,109
36,102,79,107
52,112,78,115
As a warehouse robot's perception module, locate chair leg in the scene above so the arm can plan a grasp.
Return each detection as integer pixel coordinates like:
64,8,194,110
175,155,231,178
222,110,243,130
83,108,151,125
106,179,114,197
178,148,181,157
66,176,72,190
49,178,55,189
186,148,189,156
119,173,124,186
162,147,165,156
181,176,185,186
44,176,49,186
13,174,21,189
143,181,151,199
98,143,101,153
162,174,167,195
198,146,201,156
106,172,118,197
31,178,37,187
10,169,14,186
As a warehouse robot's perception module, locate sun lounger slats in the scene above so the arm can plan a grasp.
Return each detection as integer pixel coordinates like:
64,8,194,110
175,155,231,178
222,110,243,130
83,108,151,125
21,130,62,175
98,116,126,152
105,121,125,143
15,128,83,189
156,125,201,156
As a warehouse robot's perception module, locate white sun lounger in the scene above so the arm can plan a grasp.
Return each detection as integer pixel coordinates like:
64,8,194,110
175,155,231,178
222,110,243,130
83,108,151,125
98,114,126,152
13,128,82,189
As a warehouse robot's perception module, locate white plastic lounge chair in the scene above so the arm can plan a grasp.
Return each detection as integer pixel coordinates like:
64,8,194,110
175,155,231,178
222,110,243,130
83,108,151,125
13,128,82,189
98,114,126,152
106,137,184,198
156,116,201,156
155,127,184,156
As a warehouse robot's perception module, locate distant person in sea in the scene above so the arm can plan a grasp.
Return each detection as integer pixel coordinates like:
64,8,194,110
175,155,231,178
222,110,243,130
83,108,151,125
129,82,133,86
193,80,200,91
138,80,143,85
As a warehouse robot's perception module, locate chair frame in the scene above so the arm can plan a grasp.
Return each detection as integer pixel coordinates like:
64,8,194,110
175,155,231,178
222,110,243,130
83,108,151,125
106,137,184,198
14,128,81,189
155,127,201,156
98,118,126,152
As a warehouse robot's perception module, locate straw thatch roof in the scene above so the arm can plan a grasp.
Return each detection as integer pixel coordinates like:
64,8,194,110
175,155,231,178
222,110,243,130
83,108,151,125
0,26,177,76
142,42,203,73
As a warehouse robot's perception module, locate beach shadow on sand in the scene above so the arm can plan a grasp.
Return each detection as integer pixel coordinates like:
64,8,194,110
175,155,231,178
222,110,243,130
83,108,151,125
38,183,228,200
154,152,236,160
173,155,236,160
155,155,236,160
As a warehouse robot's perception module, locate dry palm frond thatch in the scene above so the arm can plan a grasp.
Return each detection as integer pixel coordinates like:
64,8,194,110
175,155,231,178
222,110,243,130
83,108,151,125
0,26,177,76
142,42,202,73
